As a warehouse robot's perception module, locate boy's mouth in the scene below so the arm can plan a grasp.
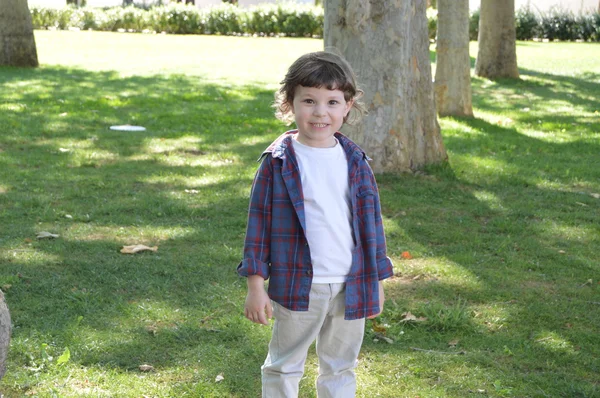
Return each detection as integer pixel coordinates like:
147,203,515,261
311,123,328,128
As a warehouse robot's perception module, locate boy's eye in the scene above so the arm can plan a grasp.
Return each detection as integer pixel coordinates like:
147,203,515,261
329,100,340,105
303,99,314,104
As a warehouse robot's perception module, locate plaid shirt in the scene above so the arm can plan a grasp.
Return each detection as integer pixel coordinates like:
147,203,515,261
237,130,394,320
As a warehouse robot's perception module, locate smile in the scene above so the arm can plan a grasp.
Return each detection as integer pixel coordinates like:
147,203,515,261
311,123,328,128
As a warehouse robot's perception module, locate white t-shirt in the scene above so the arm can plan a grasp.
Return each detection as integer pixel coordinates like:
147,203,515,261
292,138,355,284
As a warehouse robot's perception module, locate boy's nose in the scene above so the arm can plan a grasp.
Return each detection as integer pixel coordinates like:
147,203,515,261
312,104,326,116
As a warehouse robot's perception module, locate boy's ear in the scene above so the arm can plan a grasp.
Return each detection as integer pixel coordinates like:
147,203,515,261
344,99,354,117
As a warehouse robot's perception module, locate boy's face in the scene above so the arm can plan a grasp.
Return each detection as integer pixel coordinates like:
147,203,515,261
291,85,353,148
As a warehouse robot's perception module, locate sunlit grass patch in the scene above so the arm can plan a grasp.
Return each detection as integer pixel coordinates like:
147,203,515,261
532,331,577,354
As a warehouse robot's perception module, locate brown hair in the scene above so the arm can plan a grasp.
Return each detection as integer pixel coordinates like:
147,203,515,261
274,51,366,125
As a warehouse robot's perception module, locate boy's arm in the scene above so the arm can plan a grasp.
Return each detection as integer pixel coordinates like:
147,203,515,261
237,156,273,280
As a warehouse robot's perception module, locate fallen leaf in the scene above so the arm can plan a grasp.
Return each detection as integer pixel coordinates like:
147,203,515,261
400,312,427,323
374,333,394,344
591,193,600,199
371,320,387,334
448,339,459,347
120,245,158,254
215,373,224,382
37,231,59,239
139,364,154,372
558,250,566,254
401,251,413,259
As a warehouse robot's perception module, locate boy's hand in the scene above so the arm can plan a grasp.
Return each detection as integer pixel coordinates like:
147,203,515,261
244,275,273,325
367,281,385,319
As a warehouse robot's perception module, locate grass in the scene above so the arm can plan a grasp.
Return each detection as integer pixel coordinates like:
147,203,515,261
0,30,598,397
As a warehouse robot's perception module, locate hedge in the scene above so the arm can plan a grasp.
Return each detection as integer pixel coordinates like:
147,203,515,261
32,4,599,42
30,3,324,37
430,6,600,42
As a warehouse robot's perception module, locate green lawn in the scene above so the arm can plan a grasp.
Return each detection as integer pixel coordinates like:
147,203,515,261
0,30,598,397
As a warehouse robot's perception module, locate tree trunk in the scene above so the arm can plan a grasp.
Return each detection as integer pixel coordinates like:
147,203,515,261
434,0,473,117
0,0,39,67
0,290,10,380
324,0,447,173
474,0,519,79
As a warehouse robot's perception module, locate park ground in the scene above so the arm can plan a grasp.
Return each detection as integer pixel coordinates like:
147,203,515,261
0,31,598,397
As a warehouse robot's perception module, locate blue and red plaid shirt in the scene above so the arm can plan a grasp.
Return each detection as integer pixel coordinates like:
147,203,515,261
237,130,394,320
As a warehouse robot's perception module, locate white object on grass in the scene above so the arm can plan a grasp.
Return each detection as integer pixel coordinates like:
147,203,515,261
109,125,146,132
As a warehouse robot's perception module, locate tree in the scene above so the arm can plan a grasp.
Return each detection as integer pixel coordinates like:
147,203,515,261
0,290,10,380
324,0,447,173
434,0,473,117
0,0,39,67
474,0,519,79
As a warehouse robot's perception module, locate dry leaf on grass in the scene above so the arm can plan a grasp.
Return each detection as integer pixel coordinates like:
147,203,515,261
37,231,59,239
139,364,154,372
120,245,158,254
371,320,387,334
215,373,224,382
400,312,427,323
401,251,413,260
373,333,394,344
448,339,460,347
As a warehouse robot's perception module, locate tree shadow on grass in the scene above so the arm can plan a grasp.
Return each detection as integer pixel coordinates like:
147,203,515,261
0,65,283,396
368,65,599,396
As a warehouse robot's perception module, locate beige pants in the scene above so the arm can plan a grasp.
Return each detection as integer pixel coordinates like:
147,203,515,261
261,283,366,398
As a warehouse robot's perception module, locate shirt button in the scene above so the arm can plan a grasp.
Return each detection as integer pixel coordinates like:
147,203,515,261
306,270,312,276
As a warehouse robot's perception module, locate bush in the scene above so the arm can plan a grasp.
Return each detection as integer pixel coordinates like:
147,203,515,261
147,4,203,34
279,4,323,37
69,8,100,30
593,13,600,42
204,3,243,35
97,6,149,32
515,6,539,40
244,3,282,35
426,7,437,41
539,7,578,41
469,8,479,41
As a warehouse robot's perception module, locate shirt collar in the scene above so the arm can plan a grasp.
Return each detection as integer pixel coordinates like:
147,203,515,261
259,130,369,162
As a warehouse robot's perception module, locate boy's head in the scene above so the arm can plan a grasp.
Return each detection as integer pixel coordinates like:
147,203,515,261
274,51,365,126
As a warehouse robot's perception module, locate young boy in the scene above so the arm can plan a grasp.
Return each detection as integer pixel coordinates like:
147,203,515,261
237,51,394,398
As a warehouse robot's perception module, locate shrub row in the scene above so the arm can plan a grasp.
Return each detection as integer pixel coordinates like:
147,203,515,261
516,7,600,41
428,6,600,42
30,3,324,37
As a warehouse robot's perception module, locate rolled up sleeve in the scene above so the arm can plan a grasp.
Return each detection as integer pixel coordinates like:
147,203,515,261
237,156,273,280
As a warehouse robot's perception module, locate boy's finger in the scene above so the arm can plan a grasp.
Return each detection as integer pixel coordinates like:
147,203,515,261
257,311,268,325
266,303,273,320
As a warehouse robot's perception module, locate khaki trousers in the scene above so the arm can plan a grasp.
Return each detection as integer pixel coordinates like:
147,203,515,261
261,283,366,398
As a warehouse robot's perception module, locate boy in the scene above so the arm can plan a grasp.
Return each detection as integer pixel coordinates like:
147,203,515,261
237,51,393,398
